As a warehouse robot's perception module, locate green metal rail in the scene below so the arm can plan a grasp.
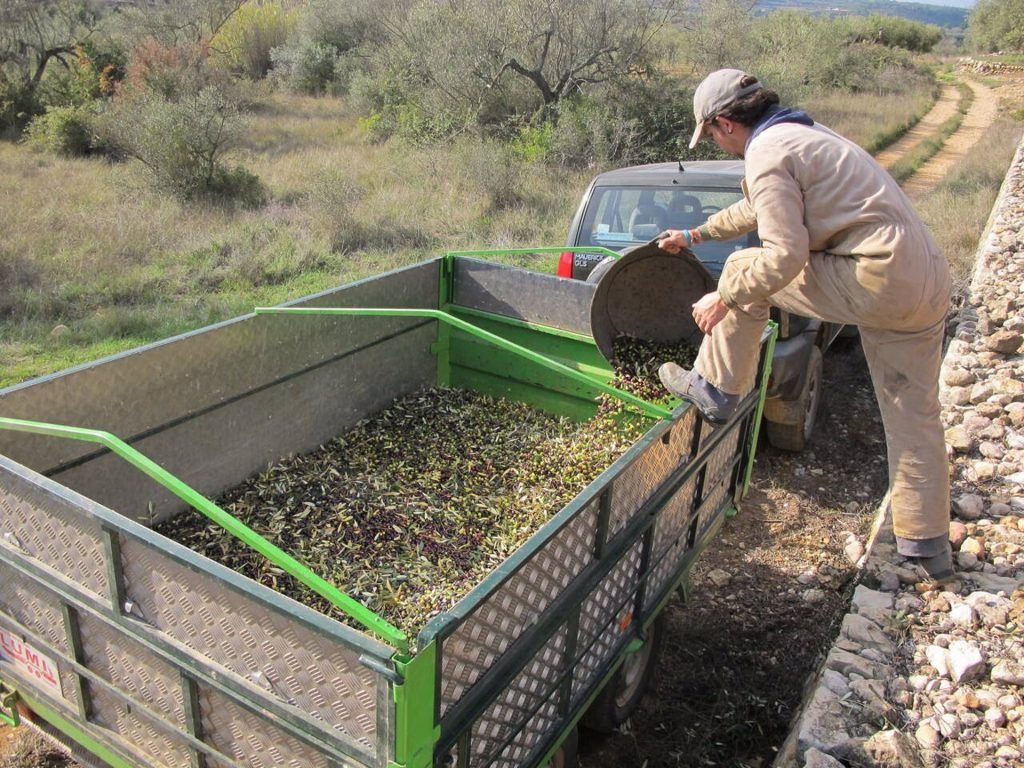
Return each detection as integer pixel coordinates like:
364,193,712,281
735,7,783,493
0,417,410,655
253,306,672,420
446,246,621,260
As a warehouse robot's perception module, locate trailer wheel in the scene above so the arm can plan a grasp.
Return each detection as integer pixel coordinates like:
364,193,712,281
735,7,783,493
544,727,579,768
765,345,823,452
581,614,665,734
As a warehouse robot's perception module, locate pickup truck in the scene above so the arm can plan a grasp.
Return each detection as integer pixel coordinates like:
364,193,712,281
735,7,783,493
0,254,774,768
559,161,845,452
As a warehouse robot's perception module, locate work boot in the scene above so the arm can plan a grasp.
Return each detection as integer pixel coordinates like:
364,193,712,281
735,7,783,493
657,363,740,424
897,535,957,587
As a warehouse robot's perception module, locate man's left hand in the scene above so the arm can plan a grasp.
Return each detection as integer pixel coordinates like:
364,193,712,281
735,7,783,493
693,291,729,335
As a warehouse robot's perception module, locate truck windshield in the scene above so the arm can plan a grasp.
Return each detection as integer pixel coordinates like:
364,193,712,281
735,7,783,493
577,185,751,277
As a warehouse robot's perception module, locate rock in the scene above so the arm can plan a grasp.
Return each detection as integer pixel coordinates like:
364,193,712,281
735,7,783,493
944,366,977,387
947,640,985,683
862,730,925,768
953,493,985,520
926,645,950,677
842,614,893,654
851,678,894,719
707,568,731,586
1005,471,1024,487
986,329,1023,354
957,551,980,570
949,520,969,548
803,588,825,604
821,669,849,697
962,537,986,558
802,747,845,768
950,602,977,627
844,539,865,564
49,323,69,338
985,707,1007,729
915,722,941,750
946,425,975,453
991,660,1024,686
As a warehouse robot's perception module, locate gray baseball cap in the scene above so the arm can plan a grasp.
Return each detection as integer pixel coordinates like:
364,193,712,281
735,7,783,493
688,69,764,149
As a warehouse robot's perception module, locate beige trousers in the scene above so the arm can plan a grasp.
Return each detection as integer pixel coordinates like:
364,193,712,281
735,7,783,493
696,248,951,543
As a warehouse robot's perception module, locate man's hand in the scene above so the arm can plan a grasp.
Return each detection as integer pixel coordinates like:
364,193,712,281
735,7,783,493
693,291,729,335
657,229,692,254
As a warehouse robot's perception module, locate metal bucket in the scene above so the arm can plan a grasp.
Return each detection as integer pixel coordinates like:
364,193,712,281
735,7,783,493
588,239,715,363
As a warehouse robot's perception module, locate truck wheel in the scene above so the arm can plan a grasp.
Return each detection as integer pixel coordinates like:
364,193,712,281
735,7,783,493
765,345,823,452
544,727,579,768
581,614,665,734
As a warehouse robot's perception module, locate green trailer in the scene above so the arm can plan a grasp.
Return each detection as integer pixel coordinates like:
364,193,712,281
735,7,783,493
0,253,774,768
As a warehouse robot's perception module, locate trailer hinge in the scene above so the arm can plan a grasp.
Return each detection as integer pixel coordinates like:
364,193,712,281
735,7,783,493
0,680,20,727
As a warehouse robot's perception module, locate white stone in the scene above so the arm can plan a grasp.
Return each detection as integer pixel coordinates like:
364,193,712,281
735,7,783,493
947,640,985,683
950,603,977,627
926,645,950,678
915,722,941,750
992,660,1024,686
986,707,1008,729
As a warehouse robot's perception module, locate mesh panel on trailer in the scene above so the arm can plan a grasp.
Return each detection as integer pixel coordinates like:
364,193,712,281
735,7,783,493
439,499,599,718
606,411,697,537
458,628,567,768
570,540,644,706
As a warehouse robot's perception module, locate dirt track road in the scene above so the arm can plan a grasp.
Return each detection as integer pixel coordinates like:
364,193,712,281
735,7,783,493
875,84,961,169
902,79,1000,199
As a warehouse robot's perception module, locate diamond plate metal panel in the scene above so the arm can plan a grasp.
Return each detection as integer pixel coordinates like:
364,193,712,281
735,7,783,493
457,627,566,768
439,500,598,717
88,684,191,767
77,612,185,730
200,684,337,768
0,571,75,704
117,536,380,755
607,411,696,536
0,475,108,598
650,476,699,563
704,430,741,494
571,541,643,704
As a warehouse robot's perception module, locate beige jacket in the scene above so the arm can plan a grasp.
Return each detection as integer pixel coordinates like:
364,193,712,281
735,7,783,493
701,121,950,330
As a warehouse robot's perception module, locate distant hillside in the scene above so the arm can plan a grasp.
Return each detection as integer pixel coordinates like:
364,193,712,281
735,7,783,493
756,0,970,27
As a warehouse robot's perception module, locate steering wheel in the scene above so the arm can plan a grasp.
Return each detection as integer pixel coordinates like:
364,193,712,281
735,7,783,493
701,205,721,215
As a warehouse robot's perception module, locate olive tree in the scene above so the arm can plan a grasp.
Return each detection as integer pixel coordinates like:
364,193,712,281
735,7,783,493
354,0,679,139
967,0,1024,52
0,0,99,126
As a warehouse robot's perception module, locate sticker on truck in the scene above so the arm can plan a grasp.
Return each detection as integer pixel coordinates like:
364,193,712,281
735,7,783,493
0,627,62,698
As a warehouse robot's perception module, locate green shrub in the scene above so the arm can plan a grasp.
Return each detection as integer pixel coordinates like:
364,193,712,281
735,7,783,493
23,106,95,156
0,73,38,135
269,41,342,95
99,86,260,203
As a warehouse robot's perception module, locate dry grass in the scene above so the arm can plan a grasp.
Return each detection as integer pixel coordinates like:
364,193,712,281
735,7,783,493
0,92,591,386
914,115,1024,295
801,88,937,149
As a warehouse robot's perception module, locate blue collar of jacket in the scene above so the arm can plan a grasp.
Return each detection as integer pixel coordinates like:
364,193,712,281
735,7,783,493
745,105,814,151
